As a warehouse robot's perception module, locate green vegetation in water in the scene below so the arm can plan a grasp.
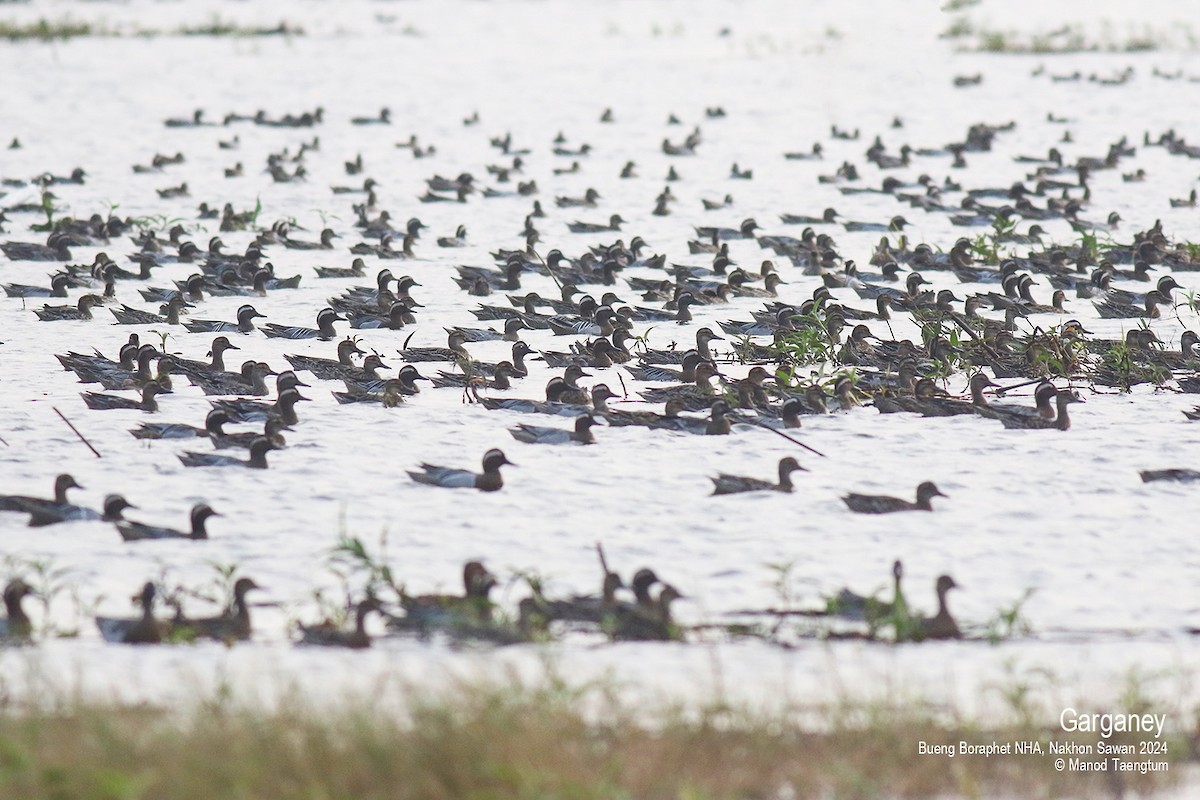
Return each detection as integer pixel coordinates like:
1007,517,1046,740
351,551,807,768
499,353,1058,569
968,215,1017,265
0,16,302,41
0,18,92,41
956,21,1197,53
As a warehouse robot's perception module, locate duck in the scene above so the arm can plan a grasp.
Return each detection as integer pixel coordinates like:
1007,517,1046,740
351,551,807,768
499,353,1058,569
187,360,275,397
567,214,624,233
22,494,133,528
209,387,309,425
81,382,169,412
315,257,369,279
212,415,289,450
974,381,1058,424
177,578,261,642
3,272,72,298
0,473,83,513
390,562,498,631
408,448,513,491
262,308,345,340
843,215,908,233
430,361,516,391
876,374,997,417
828,560,908,630
95,582,164,645
509,414,598,445
284,338,365,380
998,388,1081,430
183,303,265,334
1140,469,1200,483
703,399,735,435
527,570,626,628
282,227,337,250
0,580,34,641
695,218,759,240
639,327,723,364
172,335,242,380
842,481,946,514
447,318,527,343
178,437,277,469
710,457,806,495
298,597,384,649
33,293,103,321
780,207,838,225
917,575,962,640
610,584,685,641
116,503,218,541
397,331,470,363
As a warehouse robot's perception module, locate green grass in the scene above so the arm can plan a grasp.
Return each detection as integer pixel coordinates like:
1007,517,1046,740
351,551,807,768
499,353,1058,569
0,674,1186,800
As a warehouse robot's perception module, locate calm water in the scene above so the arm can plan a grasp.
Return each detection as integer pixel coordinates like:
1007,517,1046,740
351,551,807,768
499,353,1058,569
0,0,1198,719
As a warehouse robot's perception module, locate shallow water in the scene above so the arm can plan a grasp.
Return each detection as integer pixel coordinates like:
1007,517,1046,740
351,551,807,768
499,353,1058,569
0,0,1198,723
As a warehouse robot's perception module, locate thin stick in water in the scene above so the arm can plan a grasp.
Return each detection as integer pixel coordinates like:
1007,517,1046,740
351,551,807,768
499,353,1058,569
53,407,101,458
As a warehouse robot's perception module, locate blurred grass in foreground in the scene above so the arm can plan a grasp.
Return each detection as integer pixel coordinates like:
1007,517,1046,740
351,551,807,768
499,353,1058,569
0,670,1190,800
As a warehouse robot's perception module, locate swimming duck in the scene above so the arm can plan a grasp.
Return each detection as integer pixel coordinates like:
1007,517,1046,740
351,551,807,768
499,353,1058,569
284,338,365,380
639,327,723,364
33,293,103,321
408,448,513,491
22,494,133,528
3,272,71,298
695,218,759,240
0,580,34,641
0,473,82,513
81,382,169,412
567,214,624,234
711,457,806,495
917,575,962,640
315,257,369,279
178,437,277,469
638,362,721,411
282,227,338,250
843,215,908,233
437,225,469,248
610,584,684,641
117,503,218,541
876,374,997,417
183,303,265,334
2,238,72,262
187,360,275,397
95,582,163,645
391,562,499,631
999,388,1081,430
509,414,598,445
177,578,261,642
397,331,470,363
262,308,344,340
298,596,384,649
780,207,838,225
974,381,1057,424
1140,469,1200,483
842,481,946,514
447,318,527,343
209,415,290,450
209,386,310,425
172,336,242,380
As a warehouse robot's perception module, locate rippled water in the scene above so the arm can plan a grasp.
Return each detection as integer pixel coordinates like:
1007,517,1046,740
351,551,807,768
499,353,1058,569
0,0,1198,718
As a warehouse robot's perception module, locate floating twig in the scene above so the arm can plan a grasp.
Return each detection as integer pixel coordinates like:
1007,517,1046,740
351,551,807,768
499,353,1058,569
53,407,101,458
733,414,825,457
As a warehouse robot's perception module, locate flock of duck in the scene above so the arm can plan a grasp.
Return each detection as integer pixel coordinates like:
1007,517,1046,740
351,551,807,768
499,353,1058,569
3,87,1200,648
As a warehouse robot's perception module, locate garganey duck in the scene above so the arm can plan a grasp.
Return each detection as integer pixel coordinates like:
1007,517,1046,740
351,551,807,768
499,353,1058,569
842,481,946,514
408,448,513,491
